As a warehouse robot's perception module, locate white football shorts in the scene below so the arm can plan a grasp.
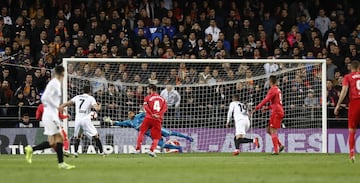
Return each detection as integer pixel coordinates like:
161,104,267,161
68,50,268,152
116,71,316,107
235,118,250,136
42,112,61,136
74,120,98,138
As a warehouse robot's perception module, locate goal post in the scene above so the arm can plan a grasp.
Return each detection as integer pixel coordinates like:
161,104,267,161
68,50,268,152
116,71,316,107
62,58,327,153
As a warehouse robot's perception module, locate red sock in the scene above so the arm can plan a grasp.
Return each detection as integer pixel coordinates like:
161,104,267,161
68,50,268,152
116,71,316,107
63,138,69,151
61,129,69,151
271,134,279,153
349,131,356,156
150,139,159,152
136,132,145,150
278,138,282,147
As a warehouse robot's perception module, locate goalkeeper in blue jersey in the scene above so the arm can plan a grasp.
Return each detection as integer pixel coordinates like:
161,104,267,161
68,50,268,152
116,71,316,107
104,111,193,152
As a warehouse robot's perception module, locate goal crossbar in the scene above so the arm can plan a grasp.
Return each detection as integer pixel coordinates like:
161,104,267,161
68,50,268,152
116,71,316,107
62,58,327,153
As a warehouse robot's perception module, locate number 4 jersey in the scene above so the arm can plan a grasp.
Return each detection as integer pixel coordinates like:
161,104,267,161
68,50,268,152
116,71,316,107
143,93,167,122
255,85,284,115
71,94,97,121
343,71,360,101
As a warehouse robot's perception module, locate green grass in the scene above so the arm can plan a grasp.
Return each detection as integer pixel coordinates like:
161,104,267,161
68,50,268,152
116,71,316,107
1,153,359,183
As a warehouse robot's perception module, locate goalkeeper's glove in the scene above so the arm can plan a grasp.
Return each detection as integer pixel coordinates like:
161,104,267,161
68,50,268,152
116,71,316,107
103,116,114,125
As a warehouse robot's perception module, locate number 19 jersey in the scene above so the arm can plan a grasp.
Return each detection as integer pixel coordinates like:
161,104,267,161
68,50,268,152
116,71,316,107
71,94,97,121
227,101,248,123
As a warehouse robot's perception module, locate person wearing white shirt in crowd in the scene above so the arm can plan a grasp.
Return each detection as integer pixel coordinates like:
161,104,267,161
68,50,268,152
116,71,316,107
315,9,330,37
205,19,221,42
160,85,181,116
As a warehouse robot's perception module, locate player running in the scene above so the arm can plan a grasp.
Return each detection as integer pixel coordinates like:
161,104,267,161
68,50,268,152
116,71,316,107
226,95,259,156
334,60,360,163
252,75,285,155
136,84,167,157
25,66,75,169
104,111,193,152
36,103,70,156
59,85,104,157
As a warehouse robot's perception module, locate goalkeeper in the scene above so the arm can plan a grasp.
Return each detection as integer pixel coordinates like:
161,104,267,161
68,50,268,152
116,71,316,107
104,111,193,152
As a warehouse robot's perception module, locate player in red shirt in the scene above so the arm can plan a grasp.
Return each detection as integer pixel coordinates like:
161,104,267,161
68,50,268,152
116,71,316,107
252,75,285,154
36,104,70,155
334,60,360,163
136,84,167,157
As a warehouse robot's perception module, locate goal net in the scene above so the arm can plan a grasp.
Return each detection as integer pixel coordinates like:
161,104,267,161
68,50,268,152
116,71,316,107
62,58,327,154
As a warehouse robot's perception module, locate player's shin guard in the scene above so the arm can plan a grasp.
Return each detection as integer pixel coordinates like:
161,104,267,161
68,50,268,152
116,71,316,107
32,141,51,151
93,136,104,153
150,139,159,152
349,131,356,157
56,143,64,163
271,134,279,153
74,138,80,153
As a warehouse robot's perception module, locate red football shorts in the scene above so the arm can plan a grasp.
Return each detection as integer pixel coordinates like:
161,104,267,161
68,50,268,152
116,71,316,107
269,112,284,129
140,118,162,140
348,100,360,129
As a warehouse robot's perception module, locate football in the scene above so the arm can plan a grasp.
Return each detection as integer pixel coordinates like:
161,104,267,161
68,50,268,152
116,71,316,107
164,139,181,153
90,111,98,120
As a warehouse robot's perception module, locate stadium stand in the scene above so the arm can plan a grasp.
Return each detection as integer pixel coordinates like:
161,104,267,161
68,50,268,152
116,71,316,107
0,0,359,128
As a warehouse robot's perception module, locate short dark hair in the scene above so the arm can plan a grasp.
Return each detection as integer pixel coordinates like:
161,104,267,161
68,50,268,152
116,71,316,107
83,85,91,93
269,75,277,85
232,95,239,101
351,60,360,70
54,65,65,76
147,84,157,91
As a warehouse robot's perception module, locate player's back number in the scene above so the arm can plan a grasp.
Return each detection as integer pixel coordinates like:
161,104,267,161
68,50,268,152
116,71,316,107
238,103,247,114
153,100,161,112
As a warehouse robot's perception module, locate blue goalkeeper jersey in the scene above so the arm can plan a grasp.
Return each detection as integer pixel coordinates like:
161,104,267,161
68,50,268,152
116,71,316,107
113,112,174,137
113,112,145,130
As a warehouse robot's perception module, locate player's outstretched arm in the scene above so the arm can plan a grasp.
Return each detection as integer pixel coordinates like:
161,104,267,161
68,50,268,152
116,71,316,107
59,101,75,113
113,120,132,127
255,90,275,111
93,103,101,111
334,85,348,115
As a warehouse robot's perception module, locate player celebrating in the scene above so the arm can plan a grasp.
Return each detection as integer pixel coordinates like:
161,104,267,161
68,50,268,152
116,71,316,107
252,75,285,155
59,85,104,157
104,110,193,152
226,95,259,156
25,66,75,169
136,84,167,157
334,60,360,163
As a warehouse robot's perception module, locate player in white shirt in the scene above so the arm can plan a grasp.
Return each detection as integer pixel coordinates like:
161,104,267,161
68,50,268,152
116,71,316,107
25,66,75,170
226,95,260,156
59,85,103,157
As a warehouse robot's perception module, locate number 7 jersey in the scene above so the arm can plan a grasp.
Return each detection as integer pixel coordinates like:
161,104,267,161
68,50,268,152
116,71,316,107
255,85,284,115
71,94,97,121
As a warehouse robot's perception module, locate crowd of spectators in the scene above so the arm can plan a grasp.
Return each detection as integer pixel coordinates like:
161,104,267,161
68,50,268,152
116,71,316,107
0,0,359,127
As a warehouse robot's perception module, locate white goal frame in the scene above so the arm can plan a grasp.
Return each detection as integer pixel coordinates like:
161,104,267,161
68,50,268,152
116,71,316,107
62,58,327,153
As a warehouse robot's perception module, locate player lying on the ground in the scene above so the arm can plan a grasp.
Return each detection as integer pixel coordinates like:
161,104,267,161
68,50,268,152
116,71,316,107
36,103,71,156
104,111,193,152
226,95,260,156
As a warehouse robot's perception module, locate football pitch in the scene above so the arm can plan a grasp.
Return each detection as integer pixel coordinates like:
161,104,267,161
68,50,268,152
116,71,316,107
1,153,359,183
